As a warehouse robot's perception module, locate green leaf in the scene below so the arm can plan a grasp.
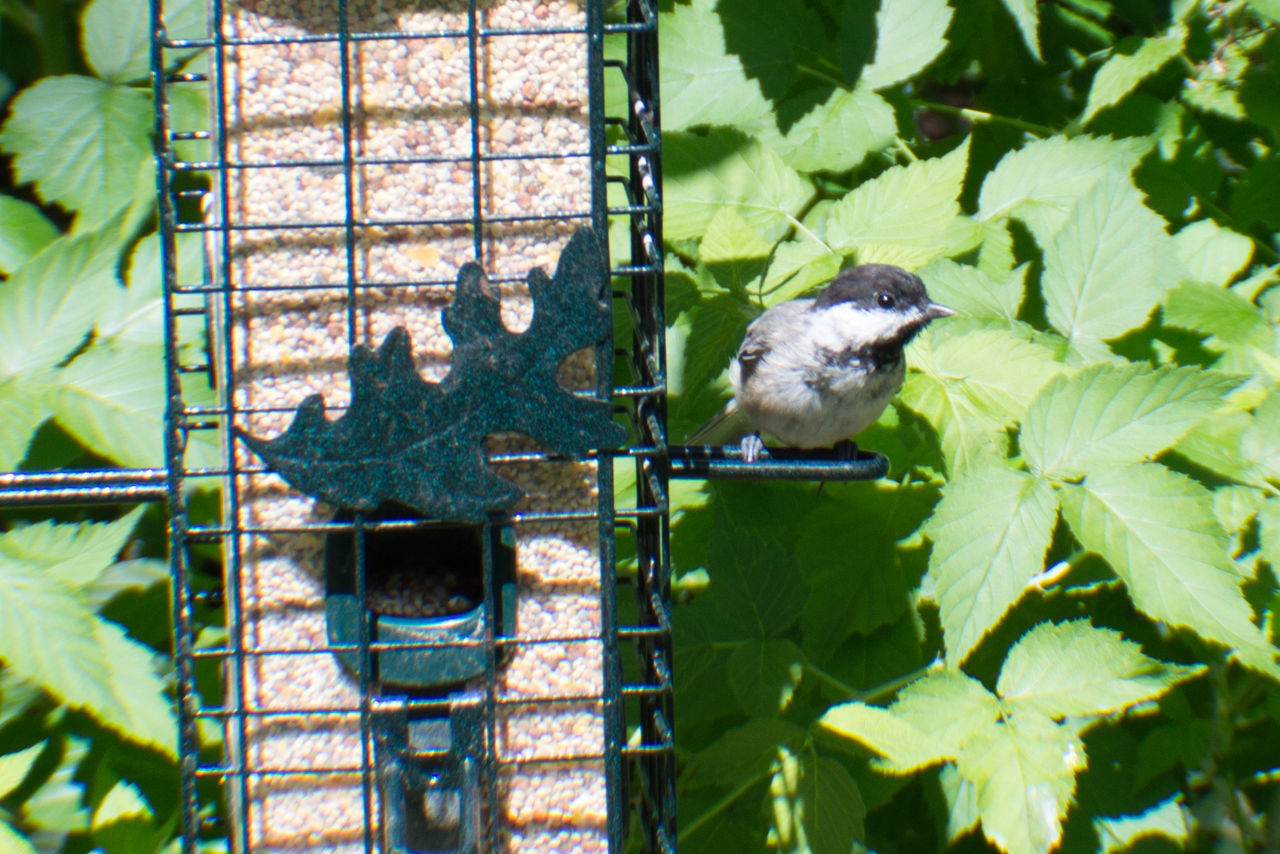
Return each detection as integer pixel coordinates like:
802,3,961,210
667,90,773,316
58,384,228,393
820,701,952,773
0,560,176,753
769,751,866,854
762,239,843,305
918,258,1025,322
704,502,810,639
0,742,44,798
1095,798,1188,853
0,375,51,469
860,0,955,90
976,135,1151,247
827,138,972,269
0,821,38,854
927,462,1059,666
93,780,152,827
728,639,805,718
0,76,152,229
0,226,118,376
901,320,1067,473
1170,219,1254,286
82,0,205,82
860,670,999,771
1041,172,1169,350
659,0,771,131
997,620,1203,718
0,507,146,589
1243,387,1280,484
682,718,807,789
998,0,1042,59
954,710,1081,854
940,764,981,842
1061,463,1279,677
48,342,220,469
665,131,813,243
1083,25,1187,124
1020,363,1240,480
699,208,773,264
0,195,59,275
84,558,169,611
758,84,897,173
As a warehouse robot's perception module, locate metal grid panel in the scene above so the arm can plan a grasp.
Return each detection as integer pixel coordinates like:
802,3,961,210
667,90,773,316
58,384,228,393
148,0,670,851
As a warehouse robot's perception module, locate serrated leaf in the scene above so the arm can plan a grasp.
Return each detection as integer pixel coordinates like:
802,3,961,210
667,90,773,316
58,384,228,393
976,136,1150,246
0,742,44,798
927,462,1059,666
0,195,59,275
660,0,771,131
728,638,804,718
860,0,954,89
1020,363,1239,480
827,138,971,269
680,294,752,396
93,780,152,827
918,258,1025,322
1243,387,1280,484
902,320,1067,473
769,751,866,854
1164,281,1267,341
699,208,772,264
878,671,999,767
83,0,205,82
0,226,118,376
0,507,145,589
997,620,1203,718
1041,172,1169,349
955,710,1081,854
758,84,896,173
0,561,176,753
1095,798,1188,853
47,343,184,469
1083,25,1187,124
1060,463,1278,677
704,502,809,639
820,702,952,772
665,131,813,243
1171,219,1254,286
0,821,38,854
0,375,51,469
998,0,1041,59
84,558,169,611
683,718,806,789
761,239,842,305
0,77,152,229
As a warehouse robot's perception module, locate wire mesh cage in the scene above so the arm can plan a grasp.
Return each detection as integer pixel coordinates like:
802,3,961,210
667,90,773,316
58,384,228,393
147,0,672,850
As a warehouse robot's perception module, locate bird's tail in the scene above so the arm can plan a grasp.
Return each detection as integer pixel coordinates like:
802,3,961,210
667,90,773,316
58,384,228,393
685,399,750,447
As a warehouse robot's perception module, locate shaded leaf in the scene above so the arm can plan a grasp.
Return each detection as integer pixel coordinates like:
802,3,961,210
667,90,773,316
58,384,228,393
769,750,866,854
998,0,1041,59
660,0,770,131
666,131,813,243
728,639,805,717
682,718,806,790
759,84,896,173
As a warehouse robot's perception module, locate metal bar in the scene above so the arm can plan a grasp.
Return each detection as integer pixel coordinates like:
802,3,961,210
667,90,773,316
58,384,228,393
669,446,891,481
0,469,169,506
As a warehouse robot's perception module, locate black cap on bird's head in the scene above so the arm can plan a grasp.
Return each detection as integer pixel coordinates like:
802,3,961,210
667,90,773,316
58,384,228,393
813,264,950,317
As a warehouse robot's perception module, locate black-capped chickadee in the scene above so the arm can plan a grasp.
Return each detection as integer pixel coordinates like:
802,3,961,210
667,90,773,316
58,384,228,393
689,264,954,462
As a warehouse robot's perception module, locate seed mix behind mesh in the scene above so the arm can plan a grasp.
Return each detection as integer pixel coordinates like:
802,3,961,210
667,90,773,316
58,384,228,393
211,0,609,849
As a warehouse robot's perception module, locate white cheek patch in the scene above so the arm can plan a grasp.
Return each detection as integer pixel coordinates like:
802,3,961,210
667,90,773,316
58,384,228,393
807,304,904,350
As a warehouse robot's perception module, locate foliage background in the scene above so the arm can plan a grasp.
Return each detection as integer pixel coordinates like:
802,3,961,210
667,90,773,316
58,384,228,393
0,0,1278,850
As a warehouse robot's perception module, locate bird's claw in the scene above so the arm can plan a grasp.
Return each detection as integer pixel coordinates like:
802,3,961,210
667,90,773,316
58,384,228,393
833,439,859,460
740,433,766,463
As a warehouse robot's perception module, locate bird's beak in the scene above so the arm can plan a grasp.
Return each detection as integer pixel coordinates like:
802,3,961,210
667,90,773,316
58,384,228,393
923,302,956,320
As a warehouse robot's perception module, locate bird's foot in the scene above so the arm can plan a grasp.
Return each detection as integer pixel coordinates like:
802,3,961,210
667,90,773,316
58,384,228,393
833,439,860,460
740,433,766,463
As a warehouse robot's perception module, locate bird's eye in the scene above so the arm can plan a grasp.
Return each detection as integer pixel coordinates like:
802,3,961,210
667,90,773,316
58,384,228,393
877,292,895,309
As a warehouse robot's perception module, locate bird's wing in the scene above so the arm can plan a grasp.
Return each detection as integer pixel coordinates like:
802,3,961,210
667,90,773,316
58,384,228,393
685,398,751,446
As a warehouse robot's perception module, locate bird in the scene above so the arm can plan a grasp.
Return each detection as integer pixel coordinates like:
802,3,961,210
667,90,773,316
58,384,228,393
688,264,954,462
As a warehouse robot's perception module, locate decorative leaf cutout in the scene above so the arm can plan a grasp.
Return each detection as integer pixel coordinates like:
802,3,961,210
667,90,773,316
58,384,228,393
239,228,625,521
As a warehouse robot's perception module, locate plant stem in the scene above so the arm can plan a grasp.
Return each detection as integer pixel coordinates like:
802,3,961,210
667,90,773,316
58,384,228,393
678,767,771,843
796,64,850,91
908,99,1057,137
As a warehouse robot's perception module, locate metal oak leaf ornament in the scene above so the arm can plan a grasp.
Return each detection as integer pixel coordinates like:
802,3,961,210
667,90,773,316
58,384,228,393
237,228,625,522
